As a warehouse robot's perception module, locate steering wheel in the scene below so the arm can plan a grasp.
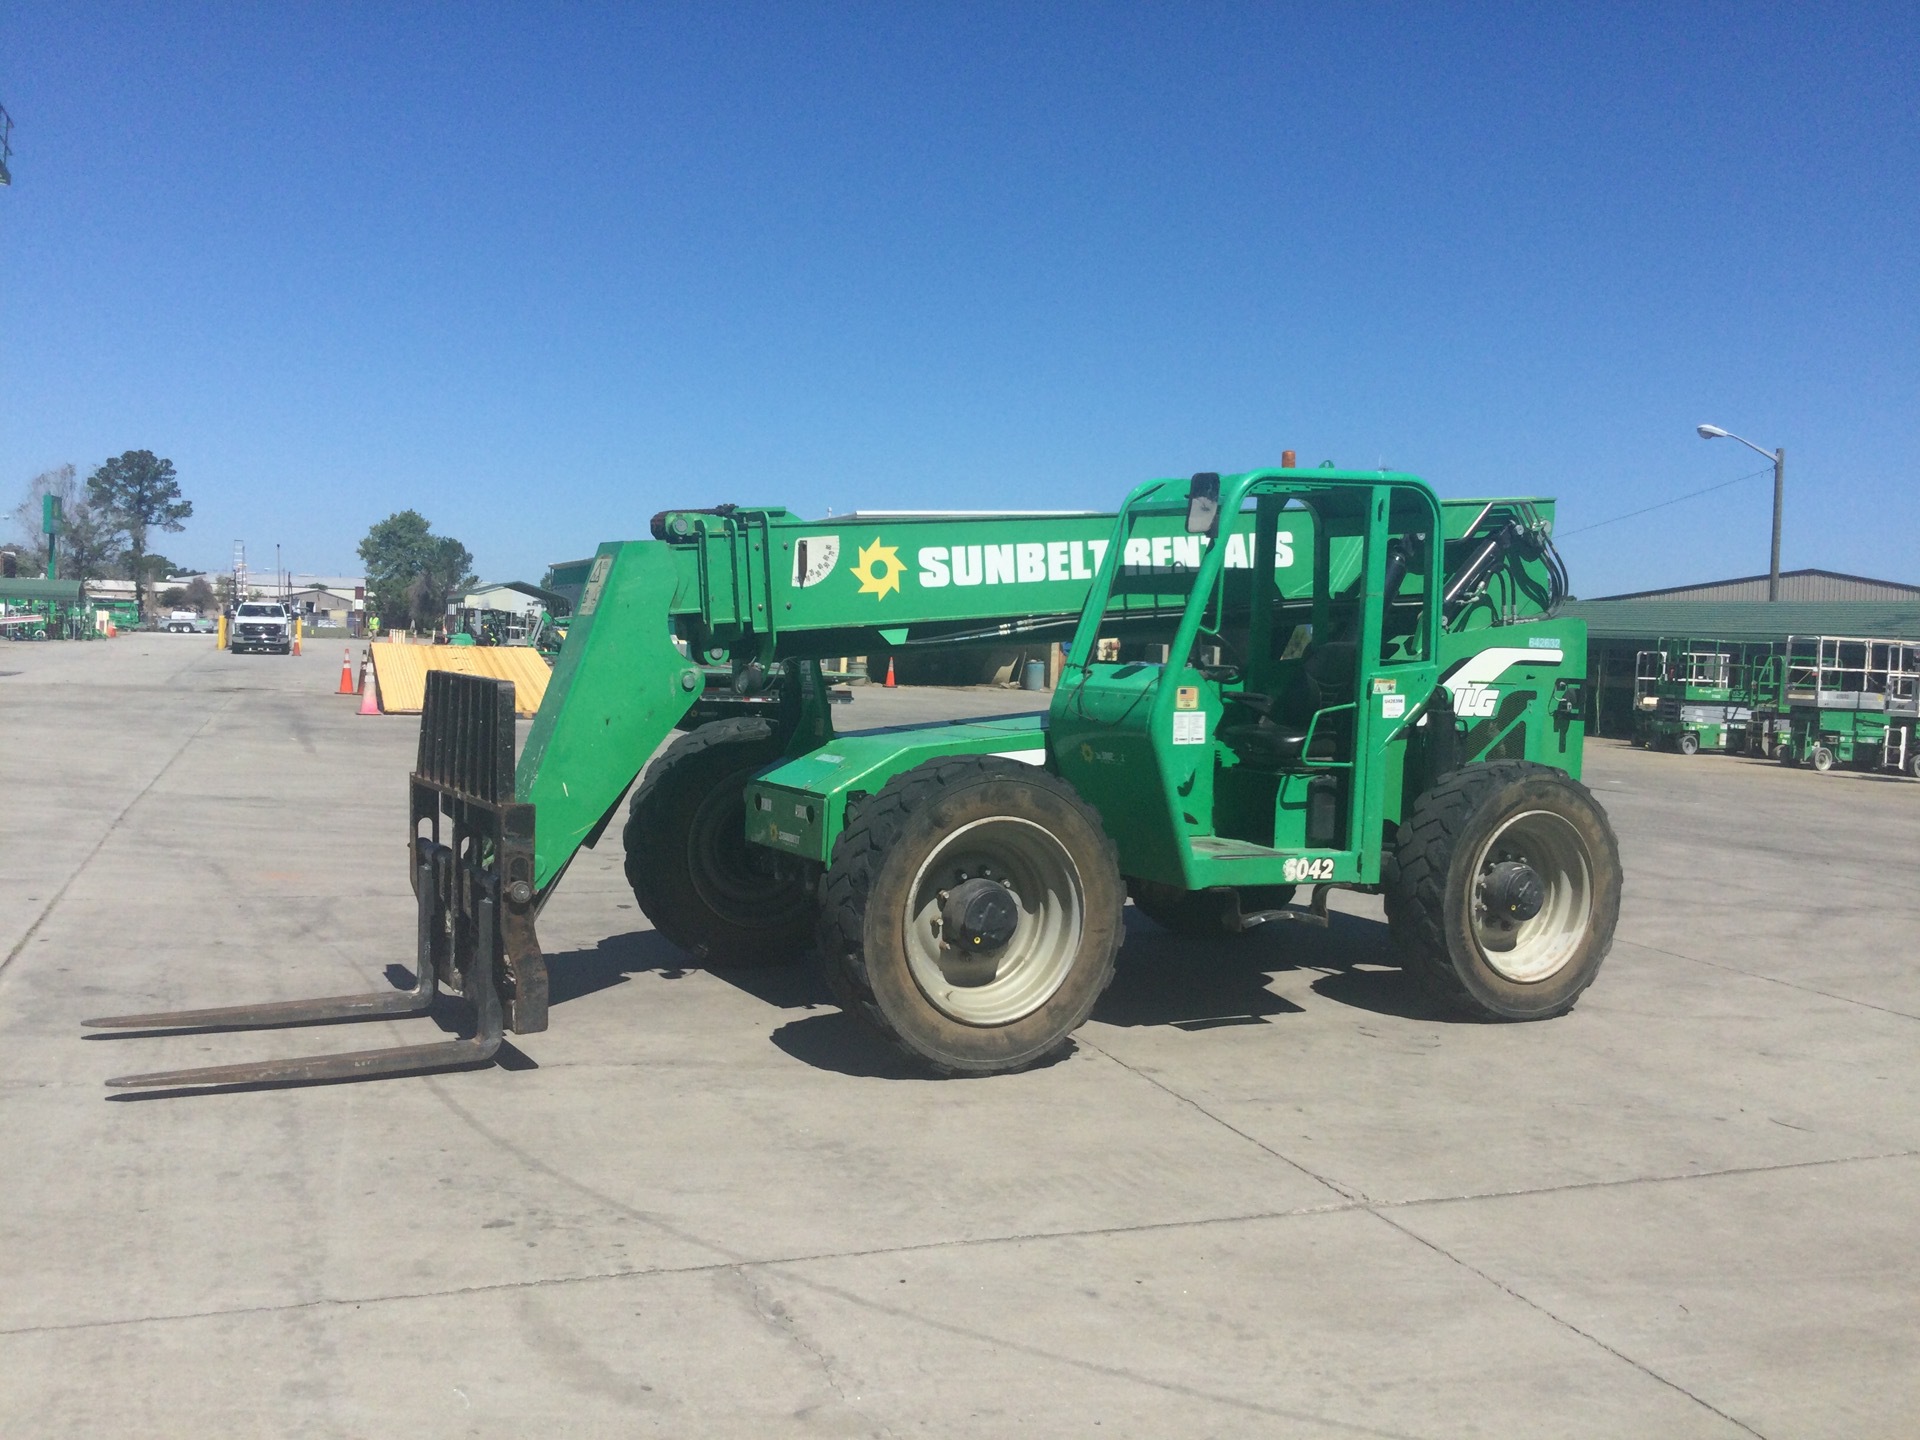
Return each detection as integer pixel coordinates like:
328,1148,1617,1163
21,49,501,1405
1192,626,1243,684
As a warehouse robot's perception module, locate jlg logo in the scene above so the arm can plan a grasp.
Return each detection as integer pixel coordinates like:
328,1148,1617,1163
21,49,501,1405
1453,684,1501,718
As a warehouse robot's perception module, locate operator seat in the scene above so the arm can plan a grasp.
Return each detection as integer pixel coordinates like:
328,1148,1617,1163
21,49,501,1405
1220,641,1357,767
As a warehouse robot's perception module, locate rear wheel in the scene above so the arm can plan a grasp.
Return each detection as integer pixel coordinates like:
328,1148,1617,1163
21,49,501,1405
1811,745,1836,773
623,718,814,966
1677,731,1699,756
1385,761,1621,1021
819,757,1124,1075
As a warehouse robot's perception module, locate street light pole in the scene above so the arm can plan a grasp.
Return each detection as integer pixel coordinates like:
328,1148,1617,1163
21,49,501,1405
1767,446,1783,603
1697,425,1785,601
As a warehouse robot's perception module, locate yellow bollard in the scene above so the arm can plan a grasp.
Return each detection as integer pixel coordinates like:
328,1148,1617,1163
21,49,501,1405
216,614,228,649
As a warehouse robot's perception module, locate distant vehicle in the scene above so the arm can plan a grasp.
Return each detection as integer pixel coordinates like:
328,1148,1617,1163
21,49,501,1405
231,602,293,655
165,609,201,634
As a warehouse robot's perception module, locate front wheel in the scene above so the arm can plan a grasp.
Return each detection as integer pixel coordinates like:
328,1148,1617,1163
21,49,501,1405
1677,731,1700,756
1385,761,1621,1021
1811,745,1836,773
819,757,1124,1076
622,718,815,966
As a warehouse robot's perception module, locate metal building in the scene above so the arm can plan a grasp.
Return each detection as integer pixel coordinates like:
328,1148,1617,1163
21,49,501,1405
1589,569,1920,604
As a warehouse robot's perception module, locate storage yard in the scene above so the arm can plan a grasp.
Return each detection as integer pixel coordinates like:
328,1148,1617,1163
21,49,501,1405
4,635,1917,1438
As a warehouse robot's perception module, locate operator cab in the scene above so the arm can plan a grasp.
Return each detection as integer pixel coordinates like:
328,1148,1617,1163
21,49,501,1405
1051,468,1443,892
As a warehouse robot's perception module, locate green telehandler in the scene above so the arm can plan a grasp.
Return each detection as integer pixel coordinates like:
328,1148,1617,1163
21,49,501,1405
90,464,1621,1087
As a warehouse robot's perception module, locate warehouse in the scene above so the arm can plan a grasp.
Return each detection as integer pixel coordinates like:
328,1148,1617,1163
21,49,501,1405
1564,570,1920,737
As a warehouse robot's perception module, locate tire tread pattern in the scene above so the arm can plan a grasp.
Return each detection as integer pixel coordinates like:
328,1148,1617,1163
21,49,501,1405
1383,760,1608,1017
817,757,1121,1076
623,716,792,959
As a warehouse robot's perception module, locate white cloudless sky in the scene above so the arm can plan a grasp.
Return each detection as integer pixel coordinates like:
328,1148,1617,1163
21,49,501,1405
1,2,1914,593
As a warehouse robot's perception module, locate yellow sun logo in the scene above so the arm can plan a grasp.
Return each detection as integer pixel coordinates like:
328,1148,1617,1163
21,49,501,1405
852,538,905,600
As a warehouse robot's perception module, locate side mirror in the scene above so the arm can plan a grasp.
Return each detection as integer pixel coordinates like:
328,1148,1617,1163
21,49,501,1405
1185,472,1221,537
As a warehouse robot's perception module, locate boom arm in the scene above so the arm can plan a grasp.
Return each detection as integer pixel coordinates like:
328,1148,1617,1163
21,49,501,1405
516,485,1570,894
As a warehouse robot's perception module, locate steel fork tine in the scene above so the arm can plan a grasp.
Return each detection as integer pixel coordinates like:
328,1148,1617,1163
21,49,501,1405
101,895,502,1092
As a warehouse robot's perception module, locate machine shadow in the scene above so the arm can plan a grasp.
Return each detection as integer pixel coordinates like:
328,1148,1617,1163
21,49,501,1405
543,906,1466,1084
1098,907,1461,1029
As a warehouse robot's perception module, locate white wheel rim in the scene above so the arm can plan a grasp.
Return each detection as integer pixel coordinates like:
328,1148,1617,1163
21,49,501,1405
1469,809,1593,984
903,816,1084,1026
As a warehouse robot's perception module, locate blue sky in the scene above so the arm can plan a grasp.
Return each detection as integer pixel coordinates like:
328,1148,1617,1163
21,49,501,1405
1,3,1914,593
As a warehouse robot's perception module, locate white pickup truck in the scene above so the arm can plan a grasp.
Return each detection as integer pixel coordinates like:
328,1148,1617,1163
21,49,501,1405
230,601,293,655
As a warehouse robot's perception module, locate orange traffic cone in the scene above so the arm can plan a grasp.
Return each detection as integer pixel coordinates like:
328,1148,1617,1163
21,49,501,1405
337,647,356,694
358,664,382,715
291,628,302,657
883,655,897,688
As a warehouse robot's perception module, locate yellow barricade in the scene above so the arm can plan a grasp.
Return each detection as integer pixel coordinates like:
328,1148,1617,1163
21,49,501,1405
369,642,551,716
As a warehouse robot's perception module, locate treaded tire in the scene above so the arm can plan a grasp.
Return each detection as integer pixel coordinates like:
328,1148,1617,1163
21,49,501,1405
623,717,814,966
818,757,1125,1076
1384,761,1621,1021
1129,880,1296,936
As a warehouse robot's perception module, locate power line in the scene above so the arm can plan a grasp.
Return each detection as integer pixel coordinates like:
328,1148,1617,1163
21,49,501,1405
1557,464,1775,538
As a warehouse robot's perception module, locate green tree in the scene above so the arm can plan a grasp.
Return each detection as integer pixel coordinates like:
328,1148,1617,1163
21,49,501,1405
357,510,477,632
86,451,191,617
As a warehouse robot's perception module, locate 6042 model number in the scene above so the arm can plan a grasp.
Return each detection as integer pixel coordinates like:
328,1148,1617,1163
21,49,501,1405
1283,857,1335,883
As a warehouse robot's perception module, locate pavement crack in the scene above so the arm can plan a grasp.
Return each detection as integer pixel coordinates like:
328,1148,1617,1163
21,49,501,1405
1080,1036,1365,1202
1,696,235,981
1619,938,1920,1022
8,1146,1913,1365
726,1265,898,1437
764,1268,1427,1439
1367,1207,1769,1438
1371,1147,1920,1213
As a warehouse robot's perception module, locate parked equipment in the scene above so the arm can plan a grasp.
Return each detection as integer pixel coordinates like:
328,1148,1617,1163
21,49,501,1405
1775,634,1920,777
1631,637,1779,755
89,466,1622,1088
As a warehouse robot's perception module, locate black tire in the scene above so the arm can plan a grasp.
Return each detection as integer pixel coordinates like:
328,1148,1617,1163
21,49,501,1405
818,757,1125,1076
1384,761,1621,1021
1128,879,1296,936
1677,731,1699,756
622,717,814,966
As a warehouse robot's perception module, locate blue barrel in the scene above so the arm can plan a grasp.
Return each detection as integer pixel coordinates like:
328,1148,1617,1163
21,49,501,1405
1021,658,1047,691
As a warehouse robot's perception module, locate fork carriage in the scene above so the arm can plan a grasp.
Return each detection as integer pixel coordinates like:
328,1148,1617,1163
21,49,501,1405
88,672,546,1088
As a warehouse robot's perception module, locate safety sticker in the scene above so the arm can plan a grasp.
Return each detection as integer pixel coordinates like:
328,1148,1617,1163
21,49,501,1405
579,554,614,616
1382,693,1407,719
1173,711,1207,745
1175,685,1200,710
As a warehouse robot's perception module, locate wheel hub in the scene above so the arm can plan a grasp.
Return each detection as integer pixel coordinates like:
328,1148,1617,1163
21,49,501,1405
1479,860,1545,923
941,877,1019,954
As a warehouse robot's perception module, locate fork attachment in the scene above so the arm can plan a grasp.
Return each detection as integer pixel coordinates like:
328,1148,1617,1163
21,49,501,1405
86,672,549,1090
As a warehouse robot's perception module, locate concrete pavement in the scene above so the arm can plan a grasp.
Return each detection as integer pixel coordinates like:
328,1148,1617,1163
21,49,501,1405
2,636,1915,1437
